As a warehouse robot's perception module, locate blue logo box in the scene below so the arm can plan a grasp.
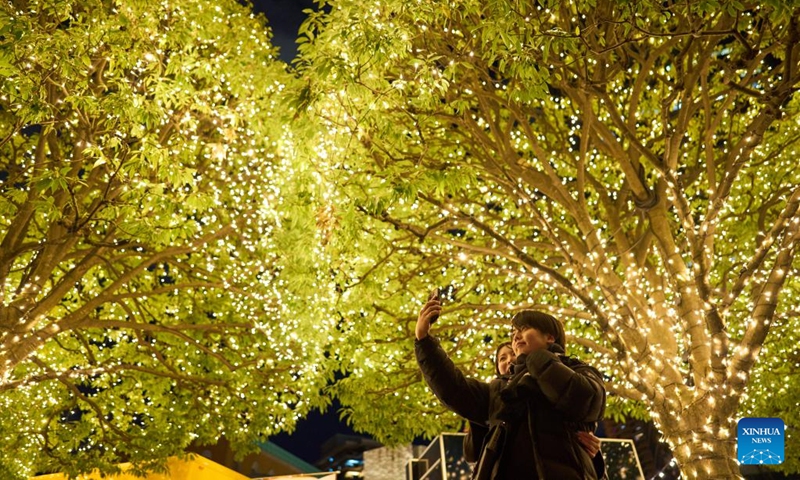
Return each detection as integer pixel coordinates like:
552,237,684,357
737,418,784,465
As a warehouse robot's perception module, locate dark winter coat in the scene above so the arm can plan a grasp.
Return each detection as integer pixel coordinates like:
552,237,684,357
416,335,606,480
464,421,490,463
463,390,607,479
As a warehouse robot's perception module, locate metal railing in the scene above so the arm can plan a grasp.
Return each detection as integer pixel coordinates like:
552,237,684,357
406,433,646,480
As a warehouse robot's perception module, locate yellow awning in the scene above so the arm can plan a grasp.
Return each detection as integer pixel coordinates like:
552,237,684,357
32,455,249,480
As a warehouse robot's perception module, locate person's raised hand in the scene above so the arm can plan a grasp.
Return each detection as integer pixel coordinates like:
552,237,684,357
415,292,441,340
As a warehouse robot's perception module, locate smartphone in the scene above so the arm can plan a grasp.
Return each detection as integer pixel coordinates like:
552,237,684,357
429,288,441,324
438,285,456,303
429,286,455,324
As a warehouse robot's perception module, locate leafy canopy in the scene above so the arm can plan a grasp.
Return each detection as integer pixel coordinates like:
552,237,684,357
295,0,800,475
0,0,337,478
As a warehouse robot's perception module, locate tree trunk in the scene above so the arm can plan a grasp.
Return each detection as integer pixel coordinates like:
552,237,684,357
667,427,741,479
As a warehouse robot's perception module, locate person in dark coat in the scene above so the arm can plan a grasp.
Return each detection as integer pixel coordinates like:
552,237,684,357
463,342,515,463
463,342,604,473
416,300,606,480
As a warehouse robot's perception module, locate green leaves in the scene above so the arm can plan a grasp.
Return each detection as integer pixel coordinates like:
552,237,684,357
0,50,16,77
3,0,800,477
0,0,338,478
295,0,800,473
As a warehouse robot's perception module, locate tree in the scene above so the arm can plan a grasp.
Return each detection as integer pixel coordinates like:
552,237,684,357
0,1,336,478
296,0,800,477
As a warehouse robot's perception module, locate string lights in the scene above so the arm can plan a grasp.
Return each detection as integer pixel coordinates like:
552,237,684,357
298,0,800,478
2,0,799,478
0,0,341,478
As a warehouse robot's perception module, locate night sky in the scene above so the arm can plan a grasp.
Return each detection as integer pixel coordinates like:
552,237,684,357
245,0,370,466
270,400,363,465
251,0,316,63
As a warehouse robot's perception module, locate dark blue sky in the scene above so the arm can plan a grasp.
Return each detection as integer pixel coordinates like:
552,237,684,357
251,0,316,62
270,400,362,465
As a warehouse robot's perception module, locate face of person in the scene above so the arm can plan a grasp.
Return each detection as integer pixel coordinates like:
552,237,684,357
511,326,554,356
496,346,515,376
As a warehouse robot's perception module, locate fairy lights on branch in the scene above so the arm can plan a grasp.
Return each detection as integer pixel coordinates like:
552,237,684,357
0,0,343,478
298,0,800,477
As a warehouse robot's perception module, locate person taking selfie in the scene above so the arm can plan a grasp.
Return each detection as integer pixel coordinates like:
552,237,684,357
415,293,606,479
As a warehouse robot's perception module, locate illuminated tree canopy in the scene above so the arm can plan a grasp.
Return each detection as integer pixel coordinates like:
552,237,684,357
296,0,800,478
3,0,800,479
0,1,338,478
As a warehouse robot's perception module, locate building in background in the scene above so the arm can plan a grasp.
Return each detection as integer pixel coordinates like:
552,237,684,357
362,446,417,480
189,437,319,478
314,434,383,479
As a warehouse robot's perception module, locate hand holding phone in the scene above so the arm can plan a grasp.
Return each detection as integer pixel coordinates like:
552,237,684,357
416,288,442,340
429,288,441,324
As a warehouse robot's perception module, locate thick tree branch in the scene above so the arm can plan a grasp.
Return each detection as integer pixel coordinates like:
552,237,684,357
724,221,799,416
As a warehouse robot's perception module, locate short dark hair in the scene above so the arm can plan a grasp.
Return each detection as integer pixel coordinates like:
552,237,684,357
511,310,566,348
